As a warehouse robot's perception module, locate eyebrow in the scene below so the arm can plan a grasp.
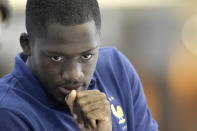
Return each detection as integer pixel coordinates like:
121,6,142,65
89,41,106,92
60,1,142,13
81,46,99,54
46,46,99,56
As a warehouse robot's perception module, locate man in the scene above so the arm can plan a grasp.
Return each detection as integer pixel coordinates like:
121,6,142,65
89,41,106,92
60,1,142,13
0,0,158,130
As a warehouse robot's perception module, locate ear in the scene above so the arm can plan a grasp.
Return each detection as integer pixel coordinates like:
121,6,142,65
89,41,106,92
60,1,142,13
20,32,31,56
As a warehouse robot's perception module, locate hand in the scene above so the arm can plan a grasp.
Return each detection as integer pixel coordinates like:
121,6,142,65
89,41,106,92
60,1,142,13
65,90,112,131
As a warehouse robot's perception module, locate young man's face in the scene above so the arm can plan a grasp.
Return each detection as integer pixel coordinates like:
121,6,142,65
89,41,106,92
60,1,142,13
22,20,100,105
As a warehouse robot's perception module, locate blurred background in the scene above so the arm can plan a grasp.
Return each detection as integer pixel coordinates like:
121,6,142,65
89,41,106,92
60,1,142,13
1,0,197,130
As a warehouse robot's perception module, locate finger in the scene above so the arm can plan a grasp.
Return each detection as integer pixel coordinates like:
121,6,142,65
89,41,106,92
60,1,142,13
74,109,95,130
73,102,91,129
86,106,110,121
83,117,90,129
65,90,77,112
77,122,85,131
73,100,84,124
81,99,107,114
83,117,96,130
65,90,77,105
77,92,106,106
73,112,86,131
77,89,105,99
90,119,96,129
66,91,94,131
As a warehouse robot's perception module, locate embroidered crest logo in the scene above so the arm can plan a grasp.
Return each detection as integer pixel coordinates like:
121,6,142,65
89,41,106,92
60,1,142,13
111,104,126,124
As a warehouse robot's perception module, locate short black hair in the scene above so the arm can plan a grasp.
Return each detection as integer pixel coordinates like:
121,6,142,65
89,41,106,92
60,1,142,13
26,0,101,40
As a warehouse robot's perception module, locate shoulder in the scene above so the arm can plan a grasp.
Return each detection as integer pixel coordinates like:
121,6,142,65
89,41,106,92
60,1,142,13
95,47,142,95
0,73,18,102
0,81,34,130
0,74,13,103
98,47,135,69
97,47,138,80
0,75,28,113
0,76,31,129
98,47,125,62
0,108,32,131
97,47,159,130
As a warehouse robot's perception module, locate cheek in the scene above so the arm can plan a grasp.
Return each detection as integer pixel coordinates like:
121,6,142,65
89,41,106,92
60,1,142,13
82,55,98,79
37,56,61,82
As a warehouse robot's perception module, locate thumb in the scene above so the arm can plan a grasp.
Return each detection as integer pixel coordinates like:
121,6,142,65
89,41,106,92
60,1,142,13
65,90,77,112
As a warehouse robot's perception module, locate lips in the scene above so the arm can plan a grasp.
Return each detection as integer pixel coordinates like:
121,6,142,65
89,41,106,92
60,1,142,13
58,86,81,95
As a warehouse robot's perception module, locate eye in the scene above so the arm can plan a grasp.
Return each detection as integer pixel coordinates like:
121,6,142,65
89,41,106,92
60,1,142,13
50,56,64,62
80,54,93,60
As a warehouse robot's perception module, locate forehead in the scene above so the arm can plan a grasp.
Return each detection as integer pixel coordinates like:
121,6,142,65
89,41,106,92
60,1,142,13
35,20,100,54
48,20,98,42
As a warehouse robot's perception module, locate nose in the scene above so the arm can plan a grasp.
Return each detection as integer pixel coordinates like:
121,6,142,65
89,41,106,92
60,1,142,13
61,61,84,81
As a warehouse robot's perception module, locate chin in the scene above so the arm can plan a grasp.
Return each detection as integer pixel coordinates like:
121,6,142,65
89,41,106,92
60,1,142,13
48,93,67,106
54,98,69,108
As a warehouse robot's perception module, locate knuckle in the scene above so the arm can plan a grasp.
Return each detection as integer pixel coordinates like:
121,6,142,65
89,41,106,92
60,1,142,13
102,101,110,110
82,106,88,114
93,89,100,93
86,113,93,119
76,92,82,98
77,99,84,106
104,104,109,109
105,100,110,106
101,92,106,98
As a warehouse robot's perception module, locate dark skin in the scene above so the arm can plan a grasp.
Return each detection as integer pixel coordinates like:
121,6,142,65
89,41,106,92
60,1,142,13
20,20,112,131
